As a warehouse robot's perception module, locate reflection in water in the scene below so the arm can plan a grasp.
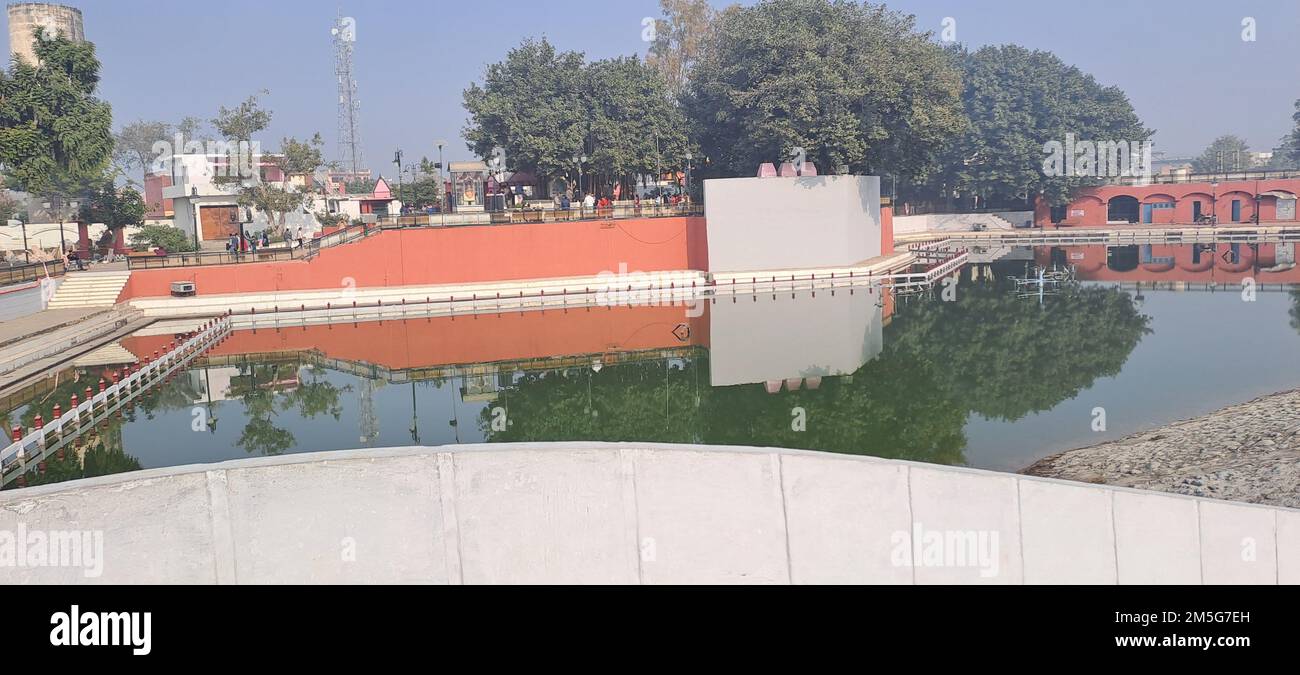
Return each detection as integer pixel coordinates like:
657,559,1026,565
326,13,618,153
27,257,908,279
11,243,1300,489
1291,289,1300,334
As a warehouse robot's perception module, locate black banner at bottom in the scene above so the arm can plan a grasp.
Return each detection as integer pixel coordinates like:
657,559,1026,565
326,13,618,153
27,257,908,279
1,584,1291,664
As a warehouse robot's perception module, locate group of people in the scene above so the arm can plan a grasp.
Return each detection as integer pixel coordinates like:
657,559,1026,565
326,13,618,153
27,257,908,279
224,226,309,254
64,248,86,271
550,192,684,212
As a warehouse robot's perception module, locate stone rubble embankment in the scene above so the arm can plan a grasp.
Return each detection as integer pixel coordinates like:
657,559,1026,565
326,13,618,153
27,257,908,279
1023,390,1300,509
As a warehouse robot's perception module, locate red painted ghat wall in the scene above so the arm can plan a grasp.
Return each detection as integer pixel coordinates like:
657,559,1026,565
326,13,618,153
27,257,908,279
120,217,709,300
121,304,711,371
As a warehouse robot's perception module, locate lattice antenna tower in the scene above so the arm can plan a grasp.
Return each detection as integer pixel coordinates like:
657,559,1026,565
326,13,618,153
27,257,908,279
331,13,365,175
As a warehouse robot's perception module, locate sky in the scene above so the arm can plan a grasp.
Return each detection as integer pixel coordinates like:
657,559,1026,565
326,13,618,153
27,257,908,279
8,0,1299,176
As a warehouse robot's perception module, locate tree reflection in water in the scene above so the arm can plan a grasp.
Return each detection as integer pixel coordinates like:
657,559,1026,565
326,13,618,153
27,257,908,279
1290,289,1300,335
230,362,347,456
479,281,1150,465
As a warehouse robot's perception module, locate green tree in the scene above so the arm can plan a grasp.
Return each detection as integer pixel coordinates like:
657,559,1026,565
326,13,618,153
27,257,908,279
344,179,373,194
647,0,718,97
129,223,195,253
585,56,692,188
1192,134,1251,174
0,191,19,223
81,180,145,248
1268,100,1300,170
464,39,694,193
273,133,325,180
684,0,966,177
463,39,589,183
0,28,114,196
211,91,272,144
212,93,321,237
920,44,1152,208
241,134,327,236
112,119,171,187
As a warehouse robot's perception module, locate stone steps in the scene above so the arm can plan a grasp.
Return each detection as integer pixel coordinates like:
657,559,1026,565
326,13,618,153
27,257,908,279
46,271,131,309
127,270,711,318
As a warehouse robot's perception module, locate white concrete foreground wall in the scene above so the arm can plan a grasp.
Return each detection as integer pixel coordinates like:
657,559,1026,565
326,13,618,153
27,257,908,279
1,444,1296,584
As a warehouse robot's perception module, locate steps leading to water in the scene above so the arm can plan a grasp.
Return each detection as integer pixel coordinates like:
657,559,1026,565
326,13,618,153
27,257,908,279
46,271,131,309
127,270,713,318
71,342,141,368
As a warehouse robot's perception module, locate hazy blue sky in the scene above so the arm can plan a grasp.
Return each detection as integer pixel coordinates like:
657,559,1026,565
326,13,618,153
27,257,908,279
10,0,1299,174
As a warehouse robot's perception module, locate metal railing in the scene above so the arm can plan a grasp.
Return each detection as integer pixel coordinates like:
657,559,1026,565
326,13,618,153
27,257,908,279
125,244,313,270
0,260,65,288
1,316,232,483
1108,169,1300,186
373,203,703,226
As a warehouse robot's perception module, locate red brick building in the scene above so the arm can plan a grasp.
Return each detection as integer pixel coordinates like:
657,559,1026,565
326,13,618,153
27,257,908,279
1035,178,1300,227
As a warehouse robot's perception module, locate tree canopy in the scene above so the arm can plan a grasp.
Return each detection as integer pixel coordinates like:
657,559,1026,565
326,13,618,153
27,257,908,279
463,39,588,181
81,180,145,246
1192,134,1251,173
683,0,966,177
112,119,170,186
0,28,113,196
917,44,1152,208
647,0,718,97
463,38,691,187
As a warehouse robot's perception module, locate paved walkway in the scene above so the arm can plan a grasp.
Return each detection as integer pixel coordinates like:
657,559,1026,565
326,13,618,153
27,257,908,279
0,307,104,349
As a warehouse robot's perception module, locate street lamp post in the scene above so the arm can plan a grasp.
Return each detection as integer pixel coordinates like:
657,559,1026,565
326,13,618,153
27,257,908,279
393,150,404,223
1211,182,1219,227
8,219,29,263
1254,179,1262,226
685,151,693,207
435,140,447,227
42,198,79,261
572,154,587,215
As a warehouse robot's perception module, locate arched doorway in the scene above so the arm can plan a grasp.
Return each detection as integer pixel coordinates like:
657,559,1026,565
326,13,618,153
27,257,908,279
1107,196,1140,224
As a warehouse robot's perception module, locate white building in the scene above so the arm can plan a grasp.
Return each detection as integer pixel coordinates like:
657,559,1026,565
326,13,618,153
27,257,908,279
162,154,323,246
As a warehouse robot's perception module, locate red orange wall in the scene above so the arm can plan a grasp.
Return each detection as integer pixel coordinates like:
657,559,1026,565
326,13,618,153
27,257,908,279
1038,179,1300,227
120,216,708,300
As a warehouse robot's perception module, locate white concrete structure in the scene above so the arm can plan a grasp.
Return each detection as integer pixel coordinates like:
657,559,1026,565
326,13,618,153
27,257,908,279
709,289,883,387
1,443,1294,584
704,175,881,272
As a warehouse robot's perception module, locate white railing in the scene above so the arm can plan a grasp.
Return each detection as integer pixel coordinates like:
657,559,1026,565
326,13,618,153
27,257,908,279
1,315,233,477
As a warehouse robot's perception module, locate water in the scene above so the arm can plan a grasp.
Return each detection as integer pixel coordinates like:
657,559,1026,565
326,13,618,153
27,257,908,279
6,243,1300,489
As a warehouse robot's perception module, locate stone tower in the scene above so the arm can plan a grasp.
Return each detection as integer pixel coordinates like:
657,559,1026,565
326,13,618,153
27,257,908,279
7,2,84,66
